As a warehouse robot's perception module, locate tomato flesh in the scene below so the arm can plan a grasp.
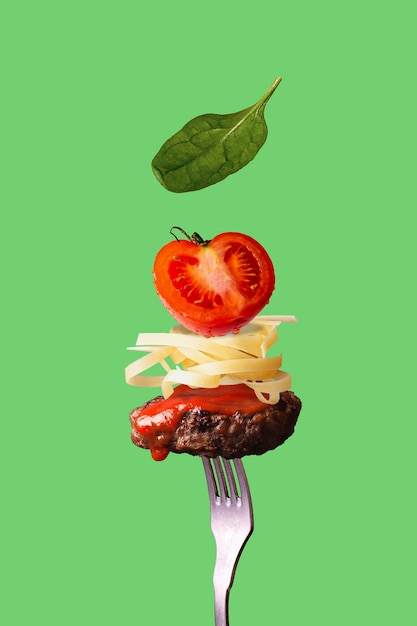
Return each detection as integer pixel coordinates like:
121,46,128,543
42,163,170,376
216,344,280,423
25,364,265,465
153,232,275,337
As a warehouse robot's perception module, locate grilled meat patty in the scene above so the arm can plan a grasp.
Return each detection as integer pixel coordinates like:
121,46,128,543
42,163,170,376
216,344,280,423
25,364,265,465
130,390,301,459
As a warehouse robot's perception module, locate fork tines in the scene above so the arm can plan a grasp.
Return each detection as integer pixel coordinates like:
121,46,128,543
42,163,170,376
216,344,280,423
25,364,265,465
205,457,235,502
203,457,254,524
203,457,245,504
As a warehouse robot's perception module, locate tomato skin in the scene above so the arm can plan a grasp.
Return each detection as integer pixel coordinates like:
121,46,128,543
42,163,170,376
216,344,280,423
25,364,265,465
153,232,275,337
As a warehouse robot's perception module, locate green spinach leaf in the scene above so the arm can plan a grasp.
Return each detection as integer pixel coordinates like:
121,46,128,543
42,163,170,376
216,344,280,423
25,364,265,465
151,77,282,193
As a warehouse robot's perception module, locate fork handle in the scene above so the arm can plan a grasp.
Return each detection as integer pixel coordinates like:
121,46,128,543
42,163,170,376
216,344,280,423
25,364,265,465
213,555,236,626
213,586,230,626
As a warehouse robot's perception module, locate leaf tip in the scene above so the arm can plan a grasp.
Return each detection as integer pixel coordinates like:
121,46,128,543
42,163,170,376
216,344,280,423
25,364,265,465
151,162,166,188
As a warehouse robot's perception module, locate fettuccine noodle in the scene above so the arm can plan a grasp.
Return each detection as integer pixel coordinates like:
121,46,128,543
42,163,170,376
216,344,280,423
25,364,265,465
125,315,297,404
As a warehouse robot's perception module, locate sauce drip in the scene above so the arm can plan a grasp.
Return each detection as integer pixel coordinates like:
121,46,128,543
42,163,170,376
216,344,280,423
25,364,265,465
132,384,269,461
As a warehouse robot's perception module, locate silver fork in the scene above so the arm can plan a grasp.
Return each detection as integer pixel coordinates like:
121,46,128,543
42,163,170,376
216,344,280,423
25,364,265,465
202,457,254,626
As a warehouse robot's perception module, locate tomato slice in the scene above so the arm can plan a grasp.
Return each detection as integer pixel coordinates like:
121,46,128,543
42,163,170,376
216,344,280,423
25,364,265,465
153,232,275,337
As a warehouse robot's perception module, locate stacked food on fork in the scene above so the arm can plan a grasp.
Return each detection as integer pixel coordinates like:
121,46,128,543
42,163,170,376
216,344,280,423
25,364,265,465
126,227,301,462
125,227,301,625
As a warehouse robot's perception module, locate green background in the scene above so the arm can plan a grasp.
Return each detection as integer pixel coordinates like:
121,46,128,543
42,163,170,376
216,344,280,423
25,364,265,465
1,1,415,624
